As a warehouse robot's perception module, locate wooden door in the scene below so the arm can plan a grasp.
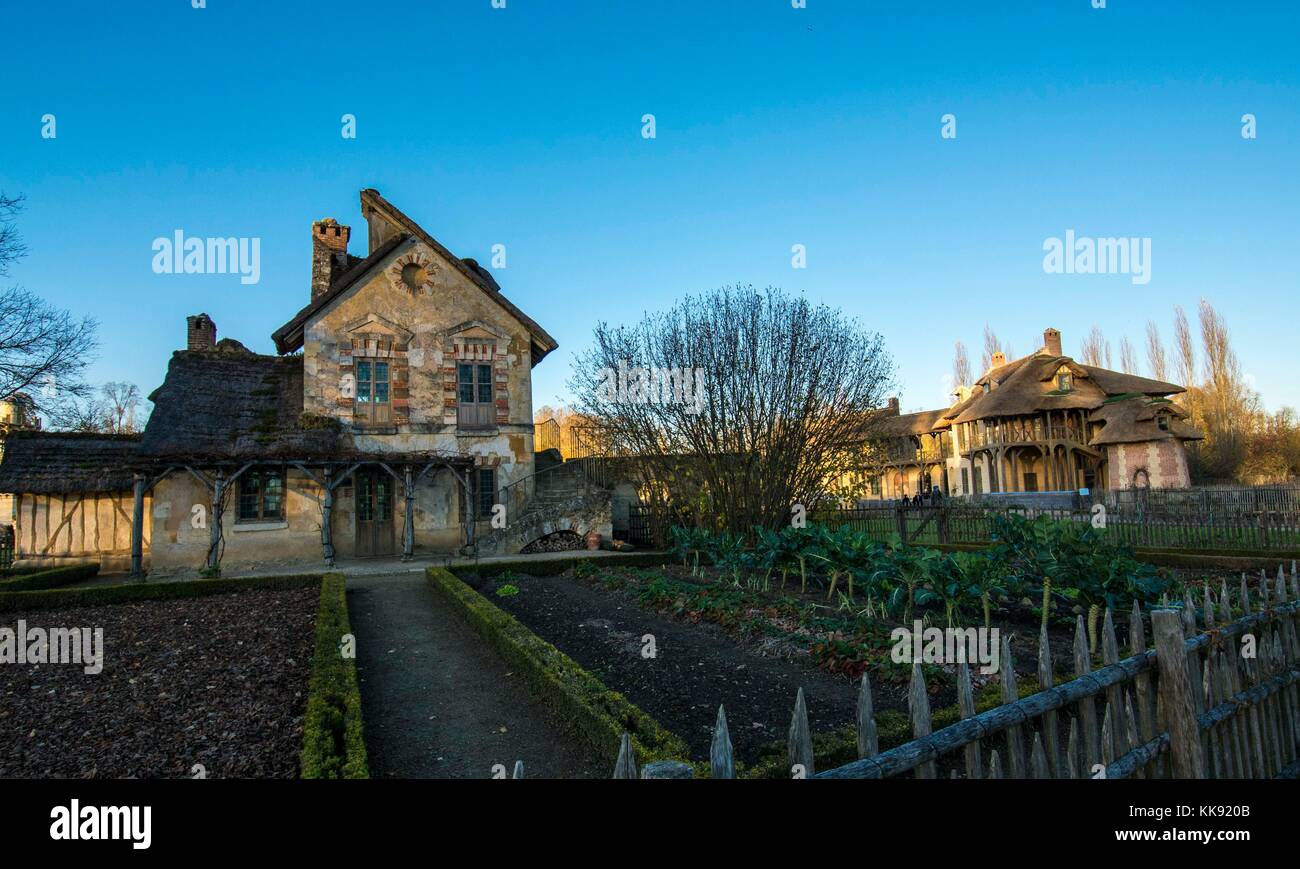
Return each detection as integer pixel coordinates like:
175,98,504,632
354,470,395,557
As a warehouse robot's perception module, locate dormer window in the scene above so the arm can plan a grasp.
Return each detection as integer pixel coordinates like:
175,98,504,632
1157,413,1170,432
982,382,990,394
1055,366,1073,392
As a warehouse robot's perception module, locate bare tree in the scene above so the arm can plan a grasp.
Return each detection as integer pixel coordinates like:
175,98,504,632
569,285,895,533
0,193,98,415
101,381,146,433
1145,320,1168,381
1078,326,1110,367
980,325,1001,372
1173,304,1196,389
952,341,971,389
1118,337,1138,374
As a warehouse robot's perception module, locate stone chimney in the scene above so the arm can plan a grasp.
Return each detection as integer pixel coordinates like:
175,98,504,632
887,397,900,415
991,350,1006,368
312,218,351,299
1043,327,1062,357
187,313,217,351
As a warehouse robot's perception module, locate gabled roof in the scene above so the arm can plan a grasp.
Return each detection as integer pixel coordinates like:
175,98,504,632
271,189,558,365
272,233,407,354
0,431,142,494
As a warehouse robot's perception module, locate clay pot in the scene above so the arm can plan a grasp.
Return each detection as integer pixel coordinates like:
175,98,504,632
584,530,601,550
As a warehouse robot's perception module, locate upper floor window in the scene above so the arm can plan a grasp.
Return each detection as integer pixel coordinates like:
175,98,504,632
1157,413,1170,431
238,468,285,522
356,359,391,424
458,363,495,430
1055,366,1073,392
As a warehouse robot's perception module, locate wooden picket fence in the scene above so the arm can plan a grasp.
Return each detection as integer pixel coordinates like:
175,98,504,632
595,564,1300,779
820,503,1300,552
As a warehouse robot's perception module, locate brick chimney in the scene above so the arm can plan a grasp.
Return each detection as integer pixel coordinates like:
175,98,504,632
991,351,1006,368
887,397,900,415
187,313,216,351
312,218,351,299
1043,327,1062,357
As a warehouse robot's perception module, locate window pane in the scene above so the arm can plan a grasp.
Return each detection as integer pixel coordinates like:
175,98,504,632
375,361,389,383
375,381,389,404
357,361,371,382
477,469,496,517
263,473,284,519
238,473,262,520
458,364,473,384
376,478,392,521
478,382,492,404
357,382,371,403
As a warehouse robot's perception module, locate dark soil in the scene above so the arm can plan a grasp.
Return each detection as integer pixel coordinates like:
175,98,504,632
471,570,909,764
0,587,318,778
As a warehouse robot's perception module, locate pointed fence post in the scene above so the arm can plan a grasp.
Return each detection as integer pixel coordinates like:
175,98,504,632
612,733,638,779
999,635,1026,778
788,688,815,778
956,661,982,779
1152,609,1206,779
711,705,735,779
857,672,879,760
909,663,936,779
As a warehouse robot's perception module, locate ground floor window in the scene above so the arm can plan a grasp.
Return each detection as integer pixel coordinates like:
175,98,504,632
476,468,496,518
238,468,286,521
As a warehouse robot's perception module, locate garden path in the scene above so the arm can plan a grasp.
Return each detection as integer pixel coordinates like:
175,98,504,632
345,571,603,778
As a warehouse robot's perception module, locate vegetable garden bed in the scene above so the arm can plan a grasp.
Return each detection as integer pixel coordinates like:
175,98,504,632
0,580,323,778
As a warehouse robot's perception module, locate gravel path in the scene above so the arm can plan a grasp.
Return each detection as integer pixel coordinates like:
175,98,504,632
346,572,603,779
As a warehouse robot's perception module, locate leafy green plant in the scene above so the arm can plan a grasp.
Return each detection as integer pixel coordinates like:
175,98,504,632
495,584,520,597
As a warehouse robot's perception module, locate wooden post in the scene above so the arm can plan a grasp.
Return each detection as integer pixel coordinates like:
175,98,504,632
788,687,815,777
130,473,145,578
909,664,936,779
711,705,735,779
464,468,477,552
857,672,879,760
207,471,224,572
402,464,415,561
321,467,335,567
612,733,638,779
1152,609,1206,778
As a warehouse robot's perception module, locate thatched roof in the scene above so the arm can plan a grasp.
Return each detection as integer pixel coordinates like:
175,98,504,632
873,348,1197,444
1089,395,1202,445
0,431,142,494
872,408,950,437
142,345,344,461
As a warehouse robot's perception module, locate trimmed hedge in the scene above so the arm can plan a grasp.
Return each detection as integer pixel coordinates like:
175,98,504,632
449,551,671,580
300,573,368,779
0,563,100,592
427,566,691,770
0,572,323,613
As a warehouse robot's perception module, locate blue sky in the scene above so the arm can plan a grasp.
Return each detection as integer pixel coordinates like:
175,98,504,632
1,0,1296,417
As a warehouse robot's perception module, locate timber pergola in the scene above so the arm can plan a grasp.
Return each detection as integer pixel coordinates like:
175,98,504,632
127,452,479,576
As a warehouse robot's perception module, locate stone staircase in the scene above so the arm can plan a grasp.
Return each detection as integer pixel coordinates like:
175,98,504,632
475,450,613,555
